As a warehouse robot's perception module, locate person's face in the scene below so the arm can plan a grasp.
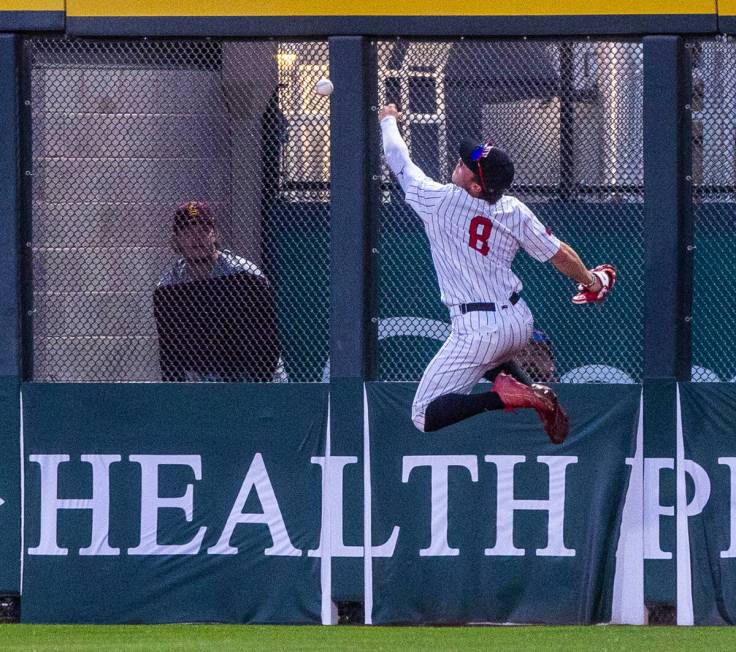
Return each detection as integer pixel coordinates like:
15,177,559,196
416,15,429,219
173,222,216,262
452,158,482,196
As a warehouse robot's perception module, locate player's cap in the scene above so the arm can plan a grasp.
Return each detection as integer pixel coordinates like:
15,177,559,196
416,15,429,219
459,139,515,193
173,201,214,231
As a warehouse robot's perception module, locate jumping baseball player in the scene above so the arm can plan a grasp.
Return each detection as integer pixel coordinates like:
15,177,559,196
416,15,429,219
379,104,616,444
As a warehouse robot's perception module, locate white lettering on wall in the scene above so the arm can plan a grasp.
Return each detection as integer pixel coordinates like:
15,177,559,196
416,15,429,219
208,453,300,557
402,455,478,557
484,455,577,557
308,455,398,558
28,454,121,556
128,455,206,556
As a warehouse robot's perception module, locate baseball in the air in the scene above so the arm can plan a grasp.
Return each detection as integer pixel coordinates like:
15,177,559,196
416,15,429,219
315,78,334,96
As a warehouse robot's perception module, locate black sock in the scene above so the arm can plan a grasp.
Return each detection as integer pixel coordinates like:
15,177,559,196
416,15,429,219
423,391,505,432
483,360,533,386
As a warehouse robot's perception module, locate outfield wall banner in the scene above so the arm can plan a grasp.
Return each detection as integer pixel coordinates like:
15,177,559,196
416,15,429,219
679,383,736,625
0,377,20,594
365,382,640,625
20,383,328,624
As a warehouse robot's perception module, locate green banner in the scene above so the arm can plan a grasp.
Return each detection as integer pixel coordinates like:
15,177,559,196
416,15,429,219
366,382,639,624
0,377,20,594
21,383,328,624
680,382,736,625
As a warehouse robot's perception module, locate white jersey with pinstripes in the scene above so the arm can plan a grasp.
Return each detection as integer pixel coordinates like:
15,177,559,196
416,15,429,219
380,115,561,432
381,116,560,306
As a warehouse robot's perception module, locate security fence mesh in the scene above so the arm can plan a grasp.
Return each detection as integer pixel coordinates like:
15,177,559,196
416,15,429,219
25,38,330,382
374,39,644,383
690,36,736,383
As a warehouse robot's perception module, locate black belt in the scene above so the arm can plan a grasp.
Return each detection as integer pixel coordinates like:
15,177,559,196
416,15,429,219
459,292,520,314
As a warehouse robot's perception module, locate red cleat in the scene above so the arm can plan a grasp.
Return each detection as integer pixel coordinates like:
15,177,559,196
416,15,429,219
492,372,569,444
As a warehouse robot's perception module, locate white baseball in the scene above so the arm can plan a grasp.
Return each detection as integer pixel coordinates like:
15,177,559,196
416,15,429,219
315,78,334,96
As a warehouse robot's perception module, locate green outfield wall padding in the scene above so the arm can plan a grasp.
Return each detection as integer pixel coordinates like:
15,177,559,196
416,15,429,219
366,382,640,624
21,382,328,624
0,377,20,594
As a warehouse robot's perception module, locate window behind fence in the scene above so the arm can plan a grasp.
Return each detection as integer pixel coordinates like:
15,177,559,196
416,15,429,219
26,38,330,382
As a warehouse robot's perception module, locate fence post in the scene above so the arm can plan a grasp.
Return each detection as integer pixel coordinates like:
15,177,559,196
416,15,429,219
330,36,375,381
643,36,693,380
0,33,22,604
642,35,693,618
328,36,377,609
0,34,20,379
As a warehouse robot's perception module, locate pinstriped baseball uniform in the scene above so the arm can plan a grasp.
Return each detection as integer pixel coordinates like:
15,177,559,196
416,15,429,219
381,116,561,431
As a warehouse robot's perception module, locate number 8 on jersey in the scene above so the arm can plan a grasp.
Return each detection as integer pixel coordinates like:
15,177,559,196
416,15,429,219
469,215,493,256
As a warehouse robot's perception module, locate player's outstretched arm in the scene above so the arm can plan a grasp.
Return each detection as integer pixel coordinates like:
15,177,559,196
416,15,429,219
550,242,601,291
550,242,617,305
379,104,426,192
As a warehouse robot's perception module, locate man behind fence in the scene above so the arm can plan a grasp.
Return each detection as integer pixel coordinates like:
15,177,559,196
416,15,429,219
154,201,287,383
379,104,616,444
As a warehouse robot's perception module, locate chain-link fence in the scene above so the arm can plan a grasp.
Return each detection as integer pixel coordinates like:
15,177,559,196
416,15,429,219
691,36,736,382
26,37,330,382
374,38,644,383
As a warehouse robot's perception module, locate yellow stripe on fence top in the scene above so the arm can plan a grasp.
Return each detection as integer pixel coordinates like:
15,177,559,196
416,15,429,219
0,1,64,10
66,0,716,18
719,0,736,16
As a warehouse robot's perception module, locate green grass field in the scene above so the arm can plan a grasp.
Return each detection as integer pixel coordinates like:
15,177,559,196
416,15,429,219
3,625,736,651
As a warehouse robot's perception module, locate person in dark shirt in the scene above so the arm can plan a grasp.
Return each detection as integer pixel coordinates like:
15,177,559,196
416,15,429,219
154,201,286,382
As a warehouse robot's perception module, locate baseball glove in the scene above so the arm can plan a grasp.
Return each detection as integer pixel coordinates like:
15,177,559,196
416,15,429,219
572,264,617,305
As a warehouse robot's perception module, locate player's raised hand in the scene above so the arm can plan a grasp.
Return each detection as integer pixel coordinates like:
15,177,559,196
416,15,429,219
379,104,402,121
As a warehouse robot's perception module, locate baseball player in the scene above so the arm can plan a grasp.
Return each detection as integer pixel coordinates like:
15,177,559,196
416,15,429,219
379,104,616,444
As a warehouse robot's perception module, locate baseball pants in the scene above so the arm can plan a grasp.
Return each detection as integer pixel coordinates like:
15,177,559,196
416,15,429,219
412,299,534,432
